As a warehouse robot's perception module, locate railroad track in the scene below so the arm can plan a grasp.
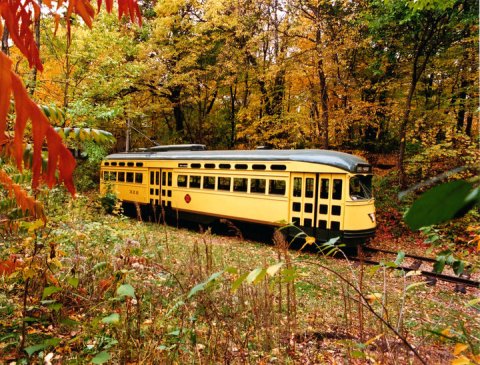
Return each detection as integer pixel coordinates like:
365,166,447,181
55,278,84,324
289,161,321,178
347,246,480,290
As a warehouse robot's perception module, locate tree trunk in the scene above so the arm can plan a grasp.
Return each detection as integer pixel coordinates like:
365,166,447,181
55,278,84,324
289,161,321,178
398,38,433,187
1,27,9,55
63,34,71,109
270,69,285,116
398,79,415,188
455,78,467,132
28,0,42,96
173,104,184,134
465,111,473,137
318,59,329,149
229,85,236,148
168,86,184,134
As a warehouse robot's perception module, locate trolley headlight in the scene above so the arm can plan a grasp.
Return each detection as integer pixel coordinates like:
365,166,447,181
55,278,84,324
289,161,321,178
368,213,376,223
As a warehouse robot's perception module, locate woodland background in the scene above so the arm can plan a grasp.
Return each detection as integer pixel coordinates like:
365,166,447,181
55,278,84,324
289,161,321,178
5,0,479,189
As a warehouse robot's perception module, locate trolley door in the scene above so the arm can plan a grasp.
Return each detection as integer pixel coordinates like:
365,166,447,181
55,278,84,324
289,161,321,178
290,173,316,229
317,174,345,232
148,169,160,205
161,169,173,208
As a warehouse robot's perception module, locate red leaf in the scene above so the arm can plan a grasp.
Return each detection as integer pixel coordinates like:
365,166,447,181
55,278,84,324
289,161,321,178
0,50,12,144
0,1,42,70
0,52,76,195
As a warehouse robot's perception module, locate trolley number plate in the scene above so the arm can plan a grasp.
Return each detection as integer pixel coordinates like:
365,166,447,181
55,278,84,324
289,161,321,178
129,190,139,195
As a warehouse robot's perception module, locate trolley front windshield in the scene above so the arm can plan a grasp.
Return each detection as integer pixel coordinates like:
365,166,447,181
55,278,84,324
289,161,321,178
349,175,373,200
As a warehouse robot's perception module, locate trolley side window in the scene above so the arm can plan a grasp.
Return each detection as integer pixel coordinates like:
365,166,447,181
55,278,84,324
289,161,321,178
126,172,134,183
135,173,143,184
203,176,216,189
233,178,248,192
251,178,266,194
332,179,343,200
218,177,231,191
269,180,286,195
320,179,329,199
190,175,201,188
305,178,314,198
118,172,125,182
177,175,187,187
293,177,302,197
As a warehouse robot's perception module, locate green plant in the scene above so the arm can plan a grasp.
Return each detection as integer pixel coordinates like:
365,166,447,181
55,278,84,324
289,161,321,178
100,188,120,215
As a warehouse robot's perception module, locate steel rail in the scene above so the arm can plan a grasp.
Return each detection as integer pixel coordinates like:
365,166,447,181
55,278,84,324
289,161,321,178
350,257,480,288
364,247,437,263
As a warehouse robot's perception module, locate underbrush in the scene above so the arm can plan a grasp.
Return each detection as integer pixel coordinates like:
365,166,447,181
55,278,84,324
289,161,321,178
373,172,480,272
0,192,479,364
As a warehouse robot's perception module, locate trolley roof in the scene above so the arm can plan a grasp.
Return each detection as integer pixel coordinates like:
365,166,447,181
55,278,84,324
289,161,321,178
105,149,370,173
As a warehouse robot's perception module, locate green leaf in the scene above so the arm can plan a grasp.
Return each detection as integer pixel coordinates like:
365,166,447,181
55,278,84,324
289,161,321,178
92,351,111,364
42,286,62,299
24,338,61,356
224,266,238,274
102,313,120,324
231,272,249,292
405,181,479,230
188,271,223,298
351,350,366,359
282,268,297,283
433,258,446,274
367,265,381,275
252,269,267,284
452,260,465,276
166,300,185,316
48,303,63,312
116,284,136,298
394,251,405,266
61,318,79,327
406,281,428,291
67,277,79,288
266,262,283,276
246,268,268,284
93,262,107,271
466,298,480,307
383,261,398,268
188,282,207,298
24,343,47,356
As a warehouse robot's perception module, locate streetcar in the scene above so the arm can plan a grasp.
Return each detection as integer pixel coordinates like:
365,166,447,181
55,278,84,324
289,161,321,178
100,145,376,243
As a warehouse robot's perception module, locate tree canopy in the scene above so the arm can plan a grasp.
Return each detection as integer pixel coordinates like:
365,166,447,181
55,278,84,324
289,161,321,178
1,0,478,188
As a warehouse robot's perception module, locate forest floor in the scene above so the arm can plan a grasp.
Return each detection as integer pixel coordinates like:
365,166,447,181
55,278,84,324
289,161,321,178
0,190,479,364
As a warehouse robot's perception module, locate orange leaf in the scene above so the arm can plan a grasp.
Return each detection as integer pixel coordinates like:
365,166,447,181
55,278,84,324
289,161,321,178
0,52,12,142
10,69,76,194
0,255,21,275
72,0,95,28
0,169,46,223
0,1,42,70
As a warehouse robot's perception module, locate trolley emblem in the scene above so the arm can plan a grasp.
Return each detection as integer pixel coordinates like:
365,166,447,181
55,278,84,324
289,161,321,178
184,194,191,203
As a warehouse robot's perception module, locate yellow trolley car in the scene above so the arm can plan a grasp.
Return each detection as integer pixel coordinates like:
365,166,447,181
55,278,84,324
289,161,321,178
100,145,376,243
